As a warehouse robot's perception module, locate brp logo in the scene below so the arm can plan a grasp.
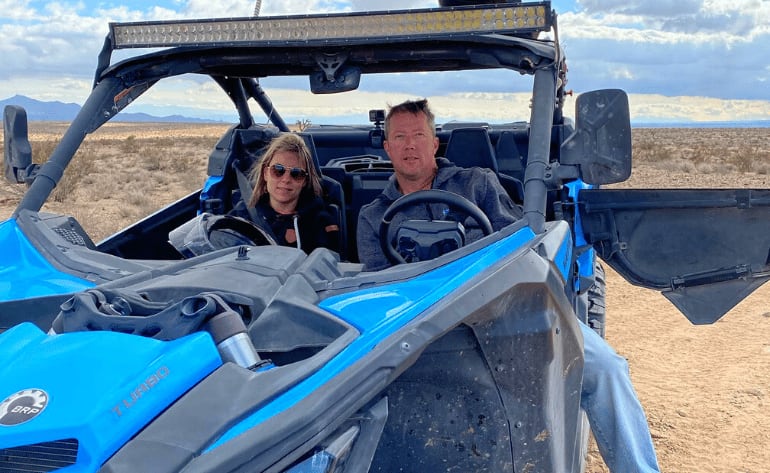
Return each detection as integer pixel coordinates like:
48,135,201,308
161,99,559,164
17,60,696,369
0,389,49,426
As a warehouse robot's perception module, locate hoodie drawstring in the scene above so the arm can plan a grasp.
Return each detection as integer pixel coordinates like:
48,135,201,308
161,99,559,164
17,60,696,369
292,214,301,249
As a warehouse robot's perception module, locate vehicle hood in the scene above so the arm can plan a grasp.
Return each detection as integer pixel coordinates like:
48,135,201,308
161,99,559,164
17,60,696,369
0,322,221,472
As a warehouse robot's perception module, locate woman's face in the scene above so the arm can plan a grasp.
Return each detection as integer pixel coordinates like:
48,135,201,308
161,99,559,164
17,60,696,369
264,150,308,213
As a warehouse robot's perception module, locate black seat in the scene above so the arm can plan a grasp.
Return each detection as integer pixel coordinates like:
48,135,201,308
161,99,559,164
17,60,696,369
347,171,393,262
298,133,349,260
444,127,499,172
494,130,526,182
444,127,523,203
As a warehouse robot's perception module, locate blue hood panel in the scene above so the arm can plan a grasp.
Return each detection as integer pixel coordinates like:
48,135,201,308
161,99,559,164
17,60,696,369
0,323,222,471
0,218,94,301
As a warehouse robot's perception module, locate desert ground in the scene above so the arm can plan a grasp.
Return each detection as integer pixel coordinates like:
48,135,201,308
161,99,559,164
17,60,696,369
1,123,768,472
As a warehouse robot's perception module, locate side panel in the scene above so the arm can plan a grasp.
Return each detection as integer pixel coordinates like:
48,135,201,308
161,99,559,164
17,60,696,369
579,188,770,324
371,258,585,473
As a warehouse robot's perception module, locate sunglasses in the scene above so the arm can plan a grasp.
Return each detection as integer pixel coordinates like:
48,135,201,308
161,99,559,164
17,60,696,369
268,163,308,181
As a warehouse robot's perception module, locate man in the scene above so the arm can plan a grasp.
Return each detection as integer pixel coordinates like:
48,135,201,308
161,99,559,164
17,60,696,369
357,98,661,473
356,100,521,271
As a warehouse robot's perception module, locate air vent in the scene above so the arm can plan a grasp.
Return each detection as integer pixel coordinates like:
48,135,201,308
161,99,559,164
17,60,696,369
54,226,90,246
0,438,79,472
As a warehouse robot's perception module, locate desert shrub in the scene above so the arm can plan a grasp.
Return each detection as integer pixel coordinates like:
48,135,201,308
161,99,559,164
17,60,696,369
634,145,676,164
50,148,98,203
694,162,719,174
31,140,58,163
657,160,696,173
687,144,715,166
126,191,153,208
728,145,768,173
146,136,175,148
119,135,137,154
730,153,754,173
141,149,165,171
117,205,135,220
84,178,113,201
633,130,677,164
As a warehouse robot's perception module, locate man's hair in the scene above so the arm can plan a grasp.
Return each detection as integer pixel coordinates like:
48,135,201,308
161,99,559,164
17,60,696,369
384,98,436,138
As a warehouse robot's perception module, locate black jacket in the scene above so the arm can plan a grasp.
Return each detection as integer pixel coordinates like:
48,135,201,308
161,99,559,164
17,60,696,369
233,192,340,254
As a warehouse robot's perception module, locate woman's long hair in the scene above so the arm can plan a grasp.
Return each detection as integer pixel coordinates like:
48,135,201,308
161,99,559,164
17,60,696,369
247,133,322,208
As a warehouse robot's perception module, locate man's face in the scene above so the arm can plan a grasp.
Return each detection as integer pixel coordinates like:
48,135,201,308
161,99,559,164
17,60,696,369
384,111,440,182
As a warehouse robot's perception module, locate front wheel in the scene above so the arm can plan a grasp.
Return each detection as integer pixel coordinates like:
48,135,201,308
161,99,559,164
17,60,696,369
587,261,606,338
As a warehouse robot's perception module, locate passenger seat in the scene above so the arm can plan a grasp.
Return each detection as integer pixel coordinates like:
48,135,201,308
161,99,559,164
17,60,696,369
297,133,348,260
443,127,524,203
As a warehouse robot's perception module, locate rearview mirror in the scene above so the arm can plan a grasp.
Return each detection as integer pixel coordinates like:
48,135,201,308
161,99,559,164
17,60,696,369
309,66,361,94
561,89,632,185
3,105,35,184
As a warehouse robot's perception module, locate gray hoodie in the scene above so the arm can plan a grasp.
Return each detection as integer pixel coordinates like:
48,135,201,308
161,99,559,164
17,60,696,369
356,157,523,271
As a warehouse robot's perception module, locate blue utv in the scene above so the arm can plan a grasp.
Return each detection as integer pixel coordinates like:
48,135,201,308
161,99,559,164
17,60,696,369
1,1,769,472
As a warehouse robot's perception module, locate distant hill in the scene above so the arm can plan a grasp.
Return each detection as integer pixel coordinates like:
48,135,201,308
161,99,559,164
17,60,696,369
2,94,768,128
0,95,223,123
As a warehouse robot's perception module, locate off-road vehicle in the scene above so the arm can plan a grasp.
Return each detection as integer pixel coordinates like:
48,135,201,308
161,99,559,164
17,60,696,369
1,1,768,472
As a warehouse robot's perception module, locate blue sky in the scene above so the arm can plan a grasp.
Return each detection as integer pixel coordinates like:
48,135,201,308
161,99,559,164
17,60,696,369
1,0,769,124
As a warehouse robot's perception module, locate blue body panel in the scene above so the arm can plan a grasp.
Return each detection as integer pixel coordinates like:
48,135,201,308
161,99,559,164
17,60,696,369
566,180,596,290
0,218,94,302
200,176,224,209
0,323,222,472
207,226,542,450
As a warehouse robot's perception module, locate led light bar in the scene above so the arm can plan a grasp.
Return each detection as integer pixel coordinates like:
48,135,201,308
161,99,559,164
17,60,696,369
110,3,552,49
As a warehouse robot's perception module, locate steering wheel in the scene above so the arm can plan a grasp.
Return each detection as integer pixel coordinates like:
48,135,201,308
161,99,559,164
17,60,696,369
170,213,277,258
379,189,493,265
207,215,277,249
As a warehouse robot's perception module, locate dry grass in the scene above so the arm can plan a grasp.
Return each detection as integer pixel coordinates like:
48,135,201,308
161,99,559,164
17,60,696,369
0,122,229,240
631,128,770,179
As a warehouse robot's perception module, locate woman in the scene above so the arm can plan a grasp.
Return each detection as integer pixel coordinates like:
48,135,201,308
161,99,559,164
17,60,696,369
243,133,340,254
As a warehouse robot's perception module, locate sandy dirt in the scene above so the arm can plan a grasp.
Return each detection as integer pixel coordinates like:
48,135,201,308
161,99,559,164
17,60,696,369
1,124,768,472
583,131,770,473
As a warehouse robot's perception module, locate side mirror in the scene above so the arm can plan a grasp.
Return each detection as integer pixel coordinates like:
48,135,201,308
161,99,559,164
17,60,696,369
561,89,632,185
3,105,36,184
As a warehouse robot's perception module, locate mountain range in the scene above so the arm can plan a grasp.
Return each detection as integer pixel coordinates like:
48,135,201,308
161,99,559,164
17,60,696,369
0,95,222,123
1,94,768,128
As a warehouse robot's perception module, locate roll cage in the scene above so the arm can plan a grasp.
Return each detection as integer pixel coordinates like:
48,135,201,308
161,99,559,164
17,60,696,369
15,6,572,236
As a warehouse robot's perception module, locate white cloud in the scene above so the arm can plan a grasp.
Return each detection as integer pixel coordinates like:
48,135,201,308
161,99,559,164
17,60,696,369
576,0,769,32
120,76,770,124
180,0,256,18
349,0,434,11
558,4,770,102
0,0,37,20
0,0,768,123
610,67,635,80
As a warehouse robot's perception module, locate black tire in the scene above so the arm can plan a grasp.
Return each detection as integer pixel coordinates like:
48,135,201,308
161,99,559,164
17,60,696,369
587,260,606,338
583,260,606,472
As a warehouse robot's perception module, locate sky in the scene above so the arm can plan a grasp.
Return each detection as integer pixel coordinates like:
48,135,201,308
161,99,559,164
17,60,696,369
1,0,769,125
